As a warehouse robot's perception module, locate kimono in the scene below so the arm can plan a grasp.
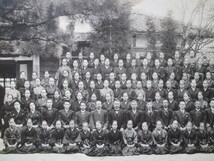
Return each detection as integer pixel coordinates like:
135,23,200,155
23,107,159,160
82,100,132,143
37,128,52,152
108,129,123,155
137,130,153,154
3,127,21,153
19,127,38,153
197,130,212,153
41,108,58,127
50,128,65,153
89,129,109,156
10,109,26,127
79,130,92,155
63,128,81,153
152,128,168,154
21,97,35,112
167,128,183,154
183,129,197,154
122,128,138,156
26,110,41,126
45,85,59,98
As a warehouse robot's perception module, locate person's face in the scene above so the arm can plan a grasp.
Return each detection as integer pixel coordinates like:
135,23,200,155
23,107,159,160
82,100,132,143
155,60,160,67
91,94,97,101
82,124,88,131
46,100,53,108
56,121,62,129
126,54,131,60
198,92,203,100
158,81,164,88
121,74,127,80
191,80,196,88
30,103,35,111
41,90,47,97
66,52,72,59
210,101,214,109
136,53,140,59
147,81,152,89
180,81,185,88
182,74,188,80
42,121,48,129
186,123,192,131
136,81,142,88
190,51,195,58
24,81,30,88
206,73,211,80
166,81,171,88
123,93,128,101
168,92,173,100
172,121,178,129
83,60,88,67
25,90,31,98
44,72,49,78
152,73,158,80
199,123,205,131
131,74,137,81
79,53,83,59
109,73,115,80
10,82,16,89
90,82,95,89
179,102,185,110
104,81,109,88
168,59,173,66
118,60,123,67
74,73,79,80
114,101,120,110
143,59,148,66
80,103,86,111
175,52,179,59
20,72,26,79
96,102,102,110
163,100,168,108
105,59,110,66
86,72,91,79
147,102,153,110
63,81,68,88
183,94,189,101
112,122,118,130
159,52,164,59
131,59,136,66
32,73,37,79
63,71,69,77
155,93,161,101
106,94,111,101
54,91,60,99
156,121,162,130
9,119,15,128
195,101,201,109
73,61,78,68
49,78,55,86
137,93,144,100
69,121,75,129
203,81,208,88
131,102,137,110
7,95,13,102
114,54,119,60
36,79,40,86
14,102,20,111
96,122,102,130
27,120,33,128
126,80,132,88
100,55,105,61
89,52,94,59
64,102,70,111
94,59,99,66
97,74,102,81
127,121,133,129
141,73,146,80
78,82,84,89
62,59,67,66
142,123,148,131
170,73,175,80
194,73,200,80
77,93,83,100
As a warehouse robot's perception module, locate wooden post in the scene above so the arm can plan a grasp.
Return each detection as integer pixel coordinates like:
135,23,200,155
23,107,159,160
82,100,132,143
32,54,40,78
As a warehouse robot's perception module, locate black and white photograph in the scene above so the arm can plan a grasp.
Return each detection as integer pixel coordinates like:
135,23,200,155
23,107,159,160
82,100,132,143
0,0,214,160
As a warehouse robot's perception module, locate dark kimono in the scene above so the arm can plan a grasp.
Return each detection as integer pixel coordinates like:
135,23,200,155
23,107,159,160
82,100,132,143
79,130,92,155
19,127,37,153
3,127,21,153
122,128,138,156
152,128,168,154
50,128,65,153
89,129,109,156
63,128,81,153
167,128,183,154
108,129,123,155
197,130,212,153
183,129,197,154
26,110,41,126
37,128,52,152
137,130,153,154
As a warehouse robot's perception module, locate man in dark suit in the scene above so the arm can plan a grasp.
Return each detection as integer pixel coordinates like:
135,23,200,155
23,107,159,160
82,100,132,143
108,99,126,130
89,100,108,130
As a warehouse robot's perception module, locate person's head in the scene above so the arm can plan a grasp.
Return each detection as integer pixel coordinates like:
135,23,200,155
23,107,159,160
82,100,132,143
85,71,91,80
174,51,180,59
195,100,201,110
136,81,142,89
131,59,136,67
105,93,112,102
122,93,129,101
65,90,71,98
73,60,78,68
9,118,15,129
103,80,109,88
197,91,203,100
109,72,115,80
189,51,195,58
152,72,159,80
78,81,84,90
183,92,190,102
146,52,152,60
41,89,47,98
46,99,53,109
190,79,196,88
35,78,41,86
127,120,133,129
80,102,86,111
156,120,162,130
55,120,62,129
62,58,67,66
158,79,164,89
171,120,178,129
118,59,124,68
126,80,132,88
7,94,13,103
131,100,137,110
24,90,31,98
112,120,118,130
169,72,175,80
96,100,102,110
115,80,121,89
126,53,131,61
96,121,102,130
137,93,144,101
140,72,147,80
105,58,110,66
10,81,16,89
91,93,97,102
121,73,127,81
167,58,173,66
82,122,89,131
210,99,214,109
76,92,83,101
65,52,72,59
83,59,88,67
182,73,188,81
29,102,36,111
136,52,140,59
90,80,95,89
100,54,105,62
32,72,38,80
41,120,48,129
27,119,33,128
131,73,137,81
89,52,95,60
184,58,189,66
186,121,193,131
44,71,50,78
159,52,164,59
198,58,203,65
166,80,172,89
146,101,153,110
155,92,161,101
168,91,174,100
143,58,148,66
63,80,69,89
63,101,70,111
78,52,83,60
146,80,152,89
20,71,26,79
179,101,186,110
142,122,148,131
194,72,200,80
24,81,30,89
113,53,119,61
162,99,169,108
97,73,102,81
69,120,75,129
62,70,69,78
206,72,212,80
74,72,80,81
179,80,185,89
199,122,205,131
114,99,121,110
54,90,60,99
94,59,99,66
154,59,160,67
203,80,208,89
14,101,21,111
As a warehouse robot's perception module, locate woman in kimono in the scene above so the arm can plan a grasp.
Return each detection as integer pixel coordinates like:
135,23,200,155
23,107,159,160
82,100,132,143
137,122,153,154
122,120,138,156
89,121,109,156
168,120,183,154
63,120,81,153
3,118,21,153
19,119,37,153
37,120,52,153
197,122,212,153
152,120,168,154
108,120,123,156
183,121,197,154
26,102,41,129
79,122,92,155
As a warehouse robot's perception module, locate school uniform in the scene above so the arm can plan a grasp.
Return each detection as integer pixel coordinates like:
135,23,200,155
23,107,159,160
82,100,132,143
41,108,58,127
83,79,91,90
109,80,115,90
183,129,197,154
3,127,21,153
124,60,132,69
137,130,153,154
152,128,168,154
197,130,212,153
50,128,65,153
120,80,127,91
74,110,91,128
89,129,109,156
122,128,138,156
159,108,173,128
173,110,191,128
108,129,123,155
90,109,108,130
19,127,38,153
16,78,26,91
63,128,81,153
190,109,206,128
168,128,183,154
37,128,52,152
79,130,92,155
58,109,75,126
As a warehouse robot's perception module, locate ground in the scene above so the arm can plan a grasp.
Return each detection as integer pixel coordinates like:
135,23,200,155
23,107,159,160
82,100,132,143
0,139,214,161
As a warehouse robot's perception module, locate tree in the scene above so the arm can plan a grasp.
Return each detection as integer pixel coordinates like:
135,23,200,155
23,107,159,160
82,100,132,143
146,17,157,55
160,11,177,58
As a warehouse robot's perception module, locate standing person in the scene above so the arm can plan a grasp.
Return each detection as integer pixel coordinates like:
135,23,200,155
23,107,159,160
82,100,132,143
137,122,153,154
152,120,168,154
108,121,123,156
16,71,27,91
3,118,21,153
122,120,138,156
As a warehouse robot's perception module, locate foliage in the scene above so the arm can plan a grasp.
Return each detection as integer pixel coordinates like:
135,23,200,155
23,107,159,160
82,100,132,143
146,17,157,55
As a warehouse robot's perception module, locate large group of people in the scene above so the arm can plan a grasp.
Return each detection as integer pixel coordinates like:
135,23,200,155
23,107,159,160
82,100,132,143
1,51,214,155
